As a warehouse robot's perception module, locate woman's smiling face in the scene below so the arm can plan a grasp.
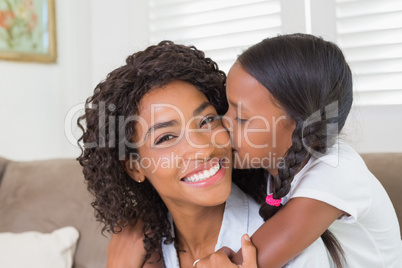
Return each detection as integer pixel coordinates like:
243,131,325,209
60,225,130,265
127,80,232,209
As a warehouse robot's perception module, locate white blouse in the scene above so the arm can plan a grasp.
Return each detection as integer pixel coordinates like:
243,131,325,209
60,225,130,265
162,183,331,267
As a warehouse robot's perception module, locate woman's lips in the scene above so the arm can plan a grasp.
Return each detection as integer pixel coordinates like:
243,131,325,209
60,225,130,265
182,161,221,182
180,157,220,179
181,159,227,187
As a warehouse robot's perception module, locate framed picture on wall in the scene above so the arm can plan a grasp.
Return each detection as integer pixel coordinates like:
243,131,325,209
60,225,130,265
0,0,56,63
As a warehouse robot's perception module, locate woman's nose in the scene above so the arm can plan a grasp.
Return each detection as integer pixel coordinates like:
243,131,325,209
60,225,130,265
181,131,215,160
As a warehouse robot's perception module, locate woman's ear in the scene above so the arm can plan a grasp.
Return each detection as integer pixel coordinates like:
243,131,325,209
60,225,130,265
123,157,146,183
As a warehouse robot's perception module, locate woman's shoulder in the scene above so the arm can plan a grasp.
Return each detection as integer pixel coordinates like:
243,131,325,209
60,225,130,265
214,183,264,252
227,183,265,233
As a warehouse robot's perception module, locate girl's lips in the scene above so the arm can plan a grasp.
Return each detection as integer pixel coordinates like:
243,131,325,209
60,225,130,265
181,159,228,188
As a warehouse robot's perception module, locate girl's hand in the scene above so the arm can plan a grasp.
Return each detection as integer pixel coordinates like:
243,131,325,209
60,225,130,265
195,234,257,268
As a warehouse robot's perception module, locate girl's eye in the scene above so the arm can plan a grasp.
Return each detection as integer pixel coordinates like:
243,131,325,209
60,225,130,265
200,115,220,128
155,134,176,145
235,116,248,123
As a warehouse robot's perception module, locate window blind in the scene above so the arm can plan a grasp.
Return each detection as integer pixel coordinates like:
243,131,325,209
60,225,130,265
149,0,402,105
335,0,402,100
149,0,282,73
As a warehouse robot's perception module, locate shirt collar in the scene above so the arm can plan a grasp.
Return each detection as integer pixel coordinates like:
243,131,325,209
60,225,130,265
162,182,250,267
215,183,249,251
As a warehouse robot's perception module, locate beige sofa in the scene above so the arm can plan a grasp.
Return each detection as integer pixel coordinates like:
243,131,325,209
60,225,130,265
0,157,108,268
0,153,401,268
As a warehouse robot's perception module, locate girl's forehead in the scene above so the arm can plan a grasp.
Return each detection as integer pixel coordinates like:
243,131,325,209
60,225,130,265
226,64,280,113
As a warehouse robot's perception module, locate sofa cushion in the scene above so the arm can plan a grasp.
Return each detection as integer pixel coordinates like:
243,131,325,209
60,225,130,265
361,153,402,236
0,226,79,268
0,158,108,268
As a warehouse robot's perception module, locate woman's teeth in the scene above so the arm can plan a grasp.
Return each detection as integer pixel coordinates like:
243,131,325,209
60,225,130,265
183,162,221,182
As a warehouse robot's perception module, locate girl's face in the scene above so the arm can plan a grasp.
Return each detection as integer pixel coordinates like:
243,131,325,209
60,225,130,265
224,62,295,175
128,80,232,210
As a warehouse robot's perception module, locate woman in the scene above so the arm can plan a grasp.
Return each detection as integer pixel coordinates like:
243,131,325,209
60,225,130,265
78,41,331,268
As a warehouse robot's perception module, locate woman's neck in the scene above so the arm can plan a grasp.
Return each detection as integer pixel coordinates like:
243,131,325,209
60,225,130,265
168,203,226,267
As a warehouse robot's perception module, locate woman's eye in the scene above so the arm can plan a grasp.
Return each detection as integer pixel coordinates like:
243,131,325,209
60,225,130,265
200,115,220,128
155,134,175,145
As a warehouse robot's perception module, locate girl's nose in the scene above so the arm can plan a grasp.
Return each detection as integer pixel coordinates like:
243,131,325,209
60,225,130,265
221,114,233,133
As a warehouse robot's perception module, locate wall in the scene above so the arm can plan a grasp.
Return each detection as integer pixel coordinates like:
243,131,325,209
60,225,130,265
345,105,402,153
0,0,401,161
0,0,150,161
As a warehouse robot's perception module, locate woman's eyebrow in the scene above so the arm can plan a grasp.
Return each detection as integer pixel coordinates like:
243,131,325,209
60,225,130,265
144,102,212,141
144,120,178,141
193,102,212,116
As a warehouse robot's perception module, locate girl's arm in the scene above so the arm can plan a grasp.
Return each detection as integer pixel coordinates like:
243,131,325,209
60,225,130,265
107,219,164,268
232,197,343,267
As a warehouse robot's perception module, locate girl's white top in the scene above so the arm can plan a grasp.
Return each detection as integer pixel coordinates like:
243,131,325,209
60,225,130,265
267,141,402,267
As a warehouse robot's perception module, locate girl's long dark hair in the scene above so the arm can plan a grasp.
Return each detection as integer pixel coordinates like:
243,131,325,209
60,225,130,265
76,41,227,261
237,33,353,267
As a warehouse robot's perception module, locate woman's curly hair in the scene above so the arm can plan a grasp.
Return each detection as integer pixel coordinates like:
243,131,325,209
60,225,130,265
76,41,227,261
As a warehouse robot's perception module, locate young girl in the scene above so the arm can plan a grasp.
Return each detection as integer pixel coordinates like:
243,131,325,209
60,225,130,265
78,41,331,268
202,33,401,267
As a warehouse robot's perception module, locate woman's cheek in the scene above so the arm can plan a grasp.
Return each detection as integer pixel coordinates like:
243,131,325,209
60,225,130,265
212,126,231,148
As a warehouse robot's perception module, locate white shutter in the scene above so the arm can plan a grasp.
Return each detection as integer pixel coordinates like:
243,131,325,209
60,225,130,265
335,0,402,104
149,0,282,73
149,0,402,105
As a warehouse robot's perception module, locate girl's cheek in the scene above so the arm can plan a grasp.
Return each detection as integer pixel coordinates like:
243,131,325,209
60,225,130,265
230,128,239,149
228,120,239,146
